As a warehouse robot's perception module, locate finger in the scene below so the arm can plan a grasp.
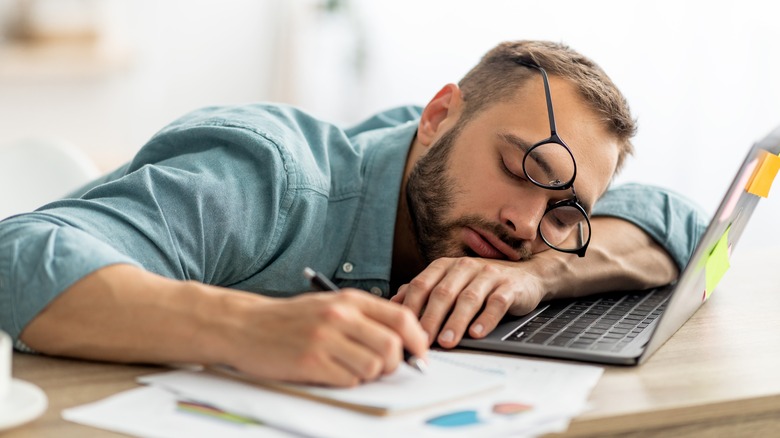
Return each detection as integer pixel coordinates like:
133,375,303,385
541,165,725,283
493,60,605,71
332,331,396,382
307,291,403,379
300,353,363,387
400,261,449,318
339,290,429,362
242,339,362,387
417,262,479,345
389,284,407,304
341,315,403,377
435,273,498,348
468,286,515,340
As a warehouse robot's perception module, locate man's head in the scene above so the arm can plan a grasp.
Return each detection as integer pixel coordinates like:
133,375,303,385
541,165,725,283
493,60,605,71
403,40,637,264
457,40,636,170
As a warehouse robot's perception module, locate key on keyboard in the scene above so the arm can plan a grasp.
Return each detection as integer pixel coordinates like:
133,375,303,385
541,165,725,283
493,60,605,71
505,288,671,352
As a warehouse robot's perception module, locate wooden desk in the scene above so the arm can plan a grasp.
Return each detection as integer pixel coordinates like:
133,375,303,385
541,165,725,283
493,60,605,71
6,248,780,437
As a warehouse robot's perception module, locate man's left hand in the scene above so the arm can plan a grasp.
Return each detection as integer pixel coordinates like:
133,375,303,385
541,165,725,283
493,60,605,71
391,257,546,348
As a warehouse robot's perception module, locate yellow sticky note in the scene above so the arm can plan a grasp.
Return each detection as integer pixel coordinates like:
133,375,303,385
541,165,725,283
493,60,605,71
705,226,731,300
746,151,780,198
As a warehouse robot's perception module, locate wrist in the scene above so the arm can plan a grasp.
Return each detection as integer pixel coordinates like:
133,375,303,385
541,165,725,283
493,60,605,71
527,249,578,301
186,283,272,367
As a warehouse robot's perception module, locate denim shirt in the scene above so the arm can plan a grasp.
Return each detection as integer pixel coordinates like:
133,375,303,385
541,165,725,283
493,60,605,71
0,104,707,347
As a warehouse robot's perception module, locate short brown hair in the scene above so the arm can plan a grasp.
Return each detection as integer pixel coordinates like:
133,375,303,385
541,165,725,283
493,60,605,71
458,40,637,173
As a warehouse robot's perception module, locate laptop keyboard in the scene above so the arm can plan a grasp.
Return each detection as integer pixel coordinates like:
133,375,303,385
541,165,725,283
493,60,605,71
505,288,671,353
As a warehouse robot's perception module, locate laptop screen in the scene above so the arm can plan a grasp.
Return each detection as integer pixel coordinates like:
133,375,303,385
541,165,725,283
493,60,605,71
640,126,780,362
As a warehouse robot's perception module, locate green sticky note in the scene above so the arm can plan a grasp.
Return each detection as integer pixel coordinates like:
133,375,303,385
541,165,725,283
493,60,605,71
705,226,731,299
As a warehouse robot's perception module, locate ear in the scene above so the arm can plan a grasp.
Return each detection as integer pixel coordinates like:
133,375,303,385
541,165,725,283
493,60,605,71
417,83,463,147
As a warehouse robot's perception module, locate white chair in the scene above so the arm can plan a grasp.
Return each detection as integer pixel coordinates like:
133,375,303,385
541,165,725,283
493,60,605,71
0,139,100,220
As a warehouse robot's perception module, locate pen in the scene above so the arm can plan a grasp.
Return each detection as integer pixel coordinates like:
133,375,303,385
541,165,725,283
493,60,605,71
303,267,427,374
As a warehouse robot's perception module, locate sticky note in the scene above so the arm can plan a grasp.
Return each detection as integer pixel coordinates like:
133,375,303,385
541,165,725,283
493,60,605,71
746,150,780,198
705,226,731,300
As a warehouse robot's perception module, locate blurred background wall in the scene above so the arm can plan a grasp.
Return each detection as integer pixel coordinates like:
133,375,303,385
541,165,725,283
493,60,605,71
1,0,778,250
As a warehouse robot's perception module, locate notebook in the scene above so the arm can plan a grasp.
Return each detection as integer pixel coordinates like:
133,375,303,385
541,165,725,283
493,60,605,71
459,124,780,365
144,351,506,416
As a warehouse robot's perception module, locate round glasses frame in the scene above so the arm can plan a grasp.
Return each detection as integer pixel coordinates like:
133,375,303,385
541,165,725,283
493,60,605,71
514,59,591,257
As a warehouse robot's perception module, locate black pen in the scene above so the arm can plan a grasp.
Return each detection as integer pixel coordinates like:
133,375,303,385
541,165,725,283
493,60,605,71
303,267,427,374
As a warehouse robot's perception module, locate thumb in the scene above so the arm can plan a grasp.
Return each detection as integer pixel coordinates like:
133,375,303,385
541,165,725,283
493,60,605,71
389,284,408,303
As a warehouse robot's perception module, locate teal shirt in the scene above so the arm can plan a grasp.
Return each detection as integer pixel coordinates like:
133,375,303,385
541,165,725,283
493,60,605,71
0,104,707,347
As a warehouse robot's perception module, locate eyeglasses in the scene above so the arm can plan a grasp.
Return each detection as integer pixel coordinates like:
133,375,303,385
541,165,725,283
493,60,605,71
514,59,591,257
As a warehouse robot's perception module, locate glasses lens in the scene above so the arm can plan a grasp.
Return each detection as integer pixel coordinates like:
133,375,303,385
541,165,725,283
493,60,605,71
539,205,590,251
523,142,575,189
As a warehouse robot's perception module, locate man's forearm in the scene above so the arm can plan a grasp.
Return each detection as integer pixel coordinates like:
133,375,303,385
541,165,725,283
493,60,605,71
19,264,246,366
535,216,679,301
19,264,430,387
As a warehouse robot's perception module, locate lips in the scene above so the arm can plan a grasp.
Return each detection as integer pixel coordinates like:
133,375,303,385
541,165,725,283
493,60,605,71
462,227,521,261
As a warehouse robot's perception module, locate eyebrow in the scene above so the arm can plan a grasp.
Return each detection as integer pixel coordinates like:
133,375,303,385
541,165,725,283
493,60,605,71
498,131,594,215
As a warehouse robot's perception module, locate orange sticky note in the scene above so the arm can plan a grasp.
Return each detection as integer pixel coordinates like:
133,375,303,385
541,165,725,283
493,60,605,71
705,226,731,300
746,151,780,198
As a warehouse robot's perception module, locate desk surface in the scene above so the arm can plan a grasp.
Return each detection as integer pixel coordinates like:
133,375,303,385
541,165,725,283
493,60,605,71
6,248,780,437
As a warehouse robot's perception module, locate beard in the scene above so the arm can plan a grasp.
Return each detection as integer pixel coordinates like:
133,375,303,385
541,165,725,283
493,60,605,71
405,123,531,264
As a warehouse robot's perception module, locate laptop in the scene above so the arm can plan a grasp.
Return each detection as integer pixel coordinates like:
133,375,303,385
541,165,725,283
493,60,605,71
458,125,780,365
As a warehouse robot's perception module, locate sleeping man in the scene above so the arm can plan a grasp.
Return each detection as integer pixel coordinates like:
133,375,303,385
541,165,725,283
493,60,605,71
0,40,705,386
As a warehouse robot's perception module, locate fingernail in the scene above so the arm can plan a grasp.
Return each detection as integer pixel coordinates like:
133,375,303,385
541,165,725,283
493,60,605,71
472,323,484,336
440,329,454,343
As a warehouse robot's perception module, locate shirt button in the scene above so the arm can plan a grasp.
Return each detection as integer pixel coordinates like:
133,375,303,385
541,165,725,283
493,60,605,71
342,262,354,273
370,287,383,297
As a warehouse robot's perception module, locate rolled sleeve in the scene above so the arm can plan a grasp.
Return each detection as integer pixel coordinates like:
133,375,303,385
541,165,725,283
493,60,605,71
0,103,419,347
0,118,292,346
592,183,709,271
0,217,139,343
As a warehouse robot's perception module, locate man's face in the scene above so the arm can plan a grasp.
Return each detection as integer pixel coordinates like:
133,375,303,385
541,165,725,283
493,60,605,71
406,77,619,264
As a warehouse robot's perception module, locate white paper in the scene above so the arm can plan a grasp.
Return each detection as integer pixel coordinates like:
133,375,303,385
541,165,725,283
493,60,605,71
266,351,507,412
137,351,603,438
62,385,294,438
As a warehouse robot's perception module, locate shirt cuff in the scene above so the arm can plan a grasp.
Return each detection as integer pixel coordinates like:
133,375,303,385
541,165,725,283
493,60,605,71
592,183,709,271
0,216,141,345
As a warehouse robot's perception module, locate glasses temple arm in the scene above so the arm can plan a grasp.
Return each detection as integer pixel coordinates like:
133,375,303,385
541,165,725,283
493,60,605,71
537,67,558,136
514,59,558,136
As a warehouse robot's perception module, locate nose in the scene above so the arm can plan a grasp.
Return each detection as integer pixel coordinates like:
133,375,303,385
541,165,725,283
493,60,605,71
499,189,548,243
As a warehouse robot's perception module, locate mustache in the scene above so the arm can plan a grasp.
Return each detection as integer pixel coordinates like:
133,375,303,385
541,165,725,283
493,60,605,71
452,215,533,261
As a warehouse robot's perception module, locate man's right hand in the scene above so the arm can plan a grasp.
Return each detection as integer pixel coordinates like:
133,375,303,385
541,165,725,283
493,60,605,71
220,288,429,387
19,264,428,388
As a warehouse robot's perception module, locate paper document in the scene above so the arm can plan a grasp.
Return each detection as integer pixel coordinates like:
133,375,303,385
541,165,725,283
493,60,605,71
63,351,604,438
209,351,506,415
131,351,602,438
62,385,293,438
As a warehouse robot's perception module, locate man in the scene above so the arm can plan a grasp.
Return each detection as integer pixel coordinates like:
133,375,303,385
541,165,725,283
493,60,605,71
0,41,705,387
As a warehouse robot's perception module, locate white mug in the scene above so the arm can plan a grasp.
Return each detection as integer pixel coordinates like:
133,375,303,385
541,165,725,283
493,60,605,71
0,330,10,402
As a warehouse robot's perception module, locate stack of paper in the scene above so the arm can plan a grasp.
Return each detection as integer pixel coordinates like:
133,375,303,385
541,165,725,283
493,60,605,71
202,352,507,415
63,351,603,438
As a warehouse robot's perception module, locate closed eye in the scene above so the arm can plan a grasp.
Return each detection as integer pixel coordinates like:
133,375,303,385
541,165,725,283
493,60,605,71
548,206,583,228
499,157,528,183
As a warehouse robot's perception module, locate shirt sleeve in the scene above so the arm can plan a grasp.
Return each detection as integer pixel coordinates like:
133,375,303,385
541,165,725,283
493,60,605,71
0,217,140,344
592,183,709,271
0,116,293,346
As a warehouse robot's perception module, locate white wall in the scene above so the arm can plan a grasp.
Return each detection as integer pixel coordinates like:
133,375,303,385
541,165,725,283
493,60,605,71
332,0,780,251
1,0,778,250
0,0,281,168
